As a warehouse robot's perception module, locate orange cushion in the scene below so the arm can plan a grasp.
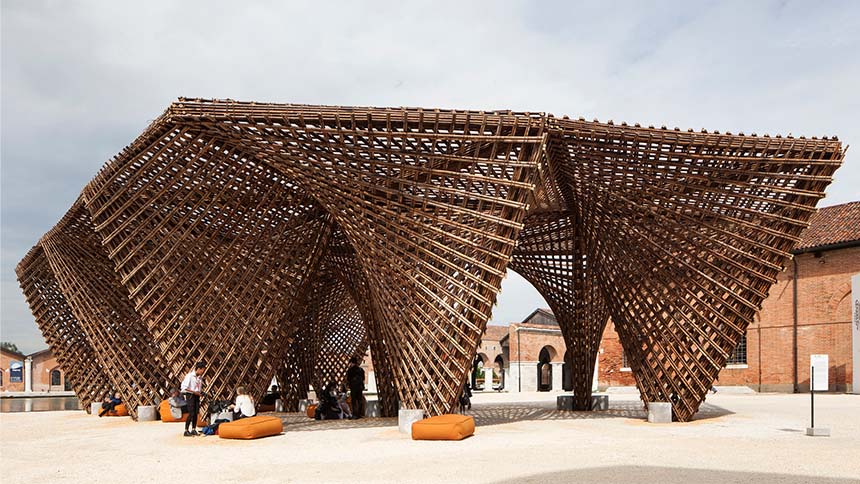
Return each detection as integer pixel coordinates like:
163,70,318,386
104,403,129,417
218,416,283,440
411,414,475,441
306,404,317,419
158,400,206,426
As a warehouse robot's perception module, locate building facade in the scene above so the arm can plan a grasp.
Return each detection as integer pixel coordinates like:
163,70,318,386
497,201,860,393
1,347,70,394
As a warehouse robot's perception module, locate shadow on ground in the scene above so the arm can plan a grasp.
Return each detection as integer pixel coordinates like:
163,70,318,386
268,398,732,431
271,413,398,432
490,466,857,484
466,398,732,427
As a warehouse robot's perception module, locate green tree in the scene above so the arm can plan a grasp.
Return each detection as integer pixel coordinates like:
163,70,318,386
0,341,20,353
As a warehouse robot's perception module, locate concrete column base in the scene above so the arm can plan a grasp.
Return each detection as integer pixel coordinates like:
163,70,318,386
556,394,609,411
647,402,672,423
806,427,830,437
137,405,157,421
91,402,102,415
556,394,574,410
366,400,381,418
398,409,425,434
275,399,284,412
592,394,609,411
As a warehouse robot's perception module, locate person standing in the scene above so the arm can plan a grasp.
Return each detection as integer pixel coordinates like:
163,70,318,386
180,362,206,436
345,357,366,419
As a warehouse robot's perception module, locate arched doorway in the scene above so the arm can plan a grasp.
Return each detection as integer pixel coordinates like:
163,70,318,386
537,346,554,391
493,354,505,390
471,354,488,390
562,349,573,391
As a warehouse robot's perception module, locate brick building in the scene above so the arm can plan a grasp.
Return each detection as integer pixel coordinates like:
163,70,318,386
1,347,70,394
1,348,28,392
496,201,860,393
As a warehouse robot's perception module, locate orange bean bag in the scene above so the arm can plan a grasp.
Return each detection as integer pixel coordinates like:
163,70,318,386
218,416,283,440
306,404,317,419
158,400,206,427
102,403,129,417
411,414,475,441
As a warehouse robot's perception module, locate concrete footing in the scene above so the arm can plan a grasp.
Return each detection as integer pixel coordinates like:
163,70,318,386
298,399,313,413
90,402,102,415
592,394,609,411
556,394,609,411
806,427,830,437
137,405,157,421
398,409,425,434
647,402,672,423
366,400,382,418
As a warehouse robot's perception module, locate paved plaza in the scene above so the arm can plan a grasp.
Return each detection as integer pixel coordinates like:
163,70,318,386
1,392,857,483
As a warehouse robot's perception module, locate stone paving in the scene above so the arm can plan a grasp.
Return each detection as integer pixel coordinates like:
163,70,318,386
1,392,857,483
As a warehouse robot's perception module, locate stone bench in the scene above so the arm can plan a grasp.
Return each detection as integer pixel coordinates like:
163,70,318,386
297,399,313,413
647,402,672,423
137,405,157,421
398,409,425,433
365,399,382,418
556,393,609,411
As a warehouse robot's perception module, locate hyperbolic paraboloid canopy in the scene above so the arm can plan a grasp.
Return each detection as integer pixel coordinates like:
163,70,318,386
17,98,845,421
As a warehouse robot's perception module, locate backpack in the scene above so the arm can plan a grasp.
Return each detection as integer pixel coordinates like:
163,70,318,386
167,396,186,419
200,418,230,435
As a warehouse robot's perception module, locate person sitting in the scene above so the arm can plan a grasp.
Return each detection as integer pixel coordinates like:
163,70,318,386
257,384,279,412
99,392,122,417
260,385,279,405
228,386,256,420
318,381,345,420
336,385,353,419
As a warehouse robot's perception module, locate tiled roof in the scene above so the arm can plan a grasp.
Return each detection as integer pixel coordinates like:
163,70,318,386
794,201,860,252
483,325,509,341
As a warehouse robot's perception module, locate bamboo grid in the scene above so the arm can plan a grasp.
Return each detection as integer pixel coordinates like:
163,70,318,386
16,99,844,421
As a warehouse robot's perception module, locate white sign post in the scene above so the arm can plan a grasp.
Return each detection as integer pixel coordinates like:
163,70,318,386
806,354,830,437
851,274,859,395
810,354,829,392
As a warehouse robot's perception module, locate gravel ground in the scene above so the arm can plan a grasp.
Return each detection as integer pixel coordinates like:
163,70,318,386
1,392,857,484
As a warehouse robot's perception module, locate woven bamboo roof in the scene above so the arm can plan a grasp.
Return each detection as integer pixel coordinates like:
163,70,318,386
16,98,845,421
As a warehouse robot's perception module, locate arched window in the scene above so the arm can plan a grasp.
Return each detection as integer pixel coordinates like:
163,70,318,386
537,346,554,391
51,369,62,386
726,333,747,366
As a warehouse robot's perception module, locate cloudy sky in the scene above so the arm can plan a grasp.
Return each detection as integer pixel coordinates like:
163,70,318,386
2,0,858,353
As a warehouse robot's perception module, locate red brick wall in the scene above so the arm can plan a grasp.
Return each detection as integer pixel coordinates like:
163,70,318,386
597,320,636,388
507,324,565,362
597,245,859,392
31,354,65,391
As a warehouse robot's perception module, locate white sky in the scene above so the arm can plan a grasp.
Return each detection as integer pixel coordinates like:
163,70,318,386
2,0,858,353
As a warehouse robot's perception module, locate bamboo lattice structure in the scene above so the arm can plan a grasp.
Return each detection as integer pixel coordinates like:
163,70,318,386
16,99,845,421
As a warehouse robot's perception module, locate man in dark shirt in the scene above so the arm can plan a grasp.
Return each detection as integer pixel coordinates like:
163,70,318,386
345,357,366,419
